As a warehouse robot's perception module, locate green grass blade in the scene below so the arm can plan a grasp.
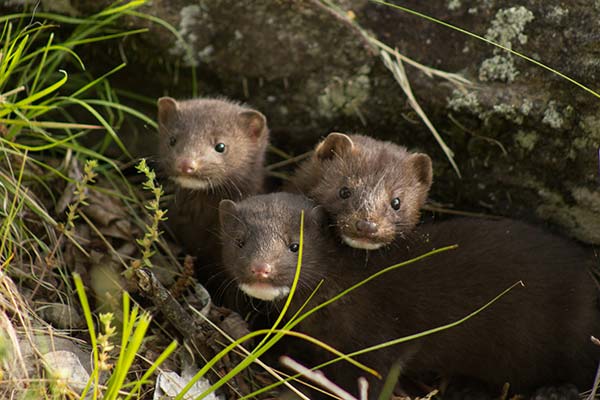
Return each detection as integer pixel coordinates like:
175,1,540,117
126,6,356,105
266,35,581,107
73,273,100,400
0,33,28,89
94,0,147,18
58,96,132,158
175,328,375,400
1,70,68,118
70,63,126,98
19,43,86,72
85,99,158,129
62,28,149,47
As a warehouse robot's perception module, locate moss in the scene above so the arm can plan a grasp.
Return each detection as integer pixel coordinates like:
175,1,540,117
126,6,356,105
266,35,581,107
514,130,538,151
317,65,371,119
579,114,600,142
538,203,600,244
534,186,600,244
572,187,600,213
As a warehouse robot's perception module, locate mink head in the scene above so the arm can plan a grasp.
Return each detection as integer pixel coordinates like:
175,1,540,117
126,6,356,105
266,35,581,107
304,133,432,250
218,193,329,302
157,97,269,194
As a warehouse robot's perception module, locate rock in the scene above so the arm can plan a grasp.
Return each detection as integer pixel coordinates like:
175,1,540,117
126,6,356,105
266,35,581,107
154,369,223,400
38,303,86,330
5,0,600,243
43,350,91,394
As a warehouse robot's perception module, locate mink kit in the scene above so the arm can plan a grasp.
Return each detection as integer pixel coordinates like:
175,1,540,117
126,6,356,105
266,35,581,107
157,97,269,296
287,132,433,250
218,192,600,398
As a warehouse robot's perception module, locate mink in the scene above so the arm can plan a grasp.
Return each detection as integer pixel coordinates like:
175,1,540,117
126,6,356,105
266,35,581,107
218,193,600,399
157,97,269,296
286,132,433,250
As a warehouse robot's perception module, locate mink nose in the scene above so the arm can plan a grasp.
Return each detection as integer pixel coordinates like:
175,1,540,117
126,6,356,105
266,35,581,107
177,159,197,175
250,262,272,279
356,220,378,234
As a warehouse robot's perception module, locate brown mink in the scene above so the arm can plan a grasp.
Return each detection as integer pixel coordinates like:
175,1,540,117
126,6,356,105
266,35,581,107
218,193,599,398
157,97,269,292
287,132,432,250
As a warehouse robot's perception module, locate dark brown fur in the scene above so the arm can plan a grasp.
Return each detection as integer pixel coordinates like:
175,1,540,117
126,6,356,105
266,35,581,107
287,133,432,250
219,193,600,398
157,97,269,290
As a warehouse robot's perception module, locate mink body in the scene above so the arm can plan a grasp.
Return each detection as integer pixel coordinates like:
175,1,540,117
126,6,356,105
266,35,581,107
287,133,432,250
157,97,269,297
219,193,600,398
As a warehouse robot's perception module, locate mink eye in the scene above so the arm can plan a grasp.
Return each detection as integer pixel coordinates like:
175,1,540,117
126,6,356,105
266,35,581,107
215,143,226,153
391,197,401,210
236,238,245,248
339,187,352,199
289,243,300,253
169,136,177,147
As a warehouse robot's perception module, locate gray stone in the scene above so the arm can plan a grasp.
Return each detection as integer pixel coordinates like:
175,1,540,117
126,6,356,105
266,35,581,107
5,0,600,243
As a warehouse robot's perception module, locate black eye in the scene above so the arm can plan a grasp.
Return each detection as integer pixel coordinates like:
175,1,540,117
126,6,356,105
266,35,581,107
391,197,401,210
289,243,299,253
339,187,351,199
169,136,177,147
215,143,226,153
236,239,245,248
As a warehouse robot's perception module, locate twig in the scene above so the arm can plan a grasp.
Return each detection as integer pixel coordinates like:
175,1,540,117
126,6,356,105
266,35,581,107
267,151,313,171
134,268,213,357
421,203,502,220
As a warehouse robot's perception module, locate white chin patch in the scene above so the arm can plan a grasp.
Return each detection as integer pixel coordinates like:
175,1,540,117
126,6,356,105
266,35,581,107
239,283,290,301
342,235,385,250
173,176,211,190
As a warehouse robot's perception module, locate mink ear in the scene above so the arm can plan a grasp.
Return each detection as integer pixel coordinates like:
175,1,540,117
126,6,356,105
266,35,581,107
308,205,328,229
219,199,239,233
315,132,354,161
238,110,267,139
408,153,433,188
157,97,179,128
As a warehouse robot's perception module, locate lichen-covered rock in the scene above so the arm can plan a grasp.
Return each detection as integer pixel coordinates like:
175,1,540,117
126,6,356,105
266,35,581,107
5,0,600,243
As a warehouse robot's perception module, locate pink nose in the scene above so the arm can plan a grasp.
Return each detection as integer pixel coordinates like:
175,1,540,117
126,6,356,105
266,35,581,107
250,262,272,279
356,220,378,234
177,159,197,175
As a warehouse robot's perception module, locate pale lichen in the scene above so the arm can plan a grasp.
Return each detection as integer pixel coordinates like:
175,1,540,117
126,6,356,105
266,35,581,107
485,6,534,48
514,130,538,151
547,6,568,23
171,4,215,67
447,0,462,11
317,65,371,118
542,101,572,129
447,89,481,114
520,99,533,114
479,6,534,83
479,55,519,83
